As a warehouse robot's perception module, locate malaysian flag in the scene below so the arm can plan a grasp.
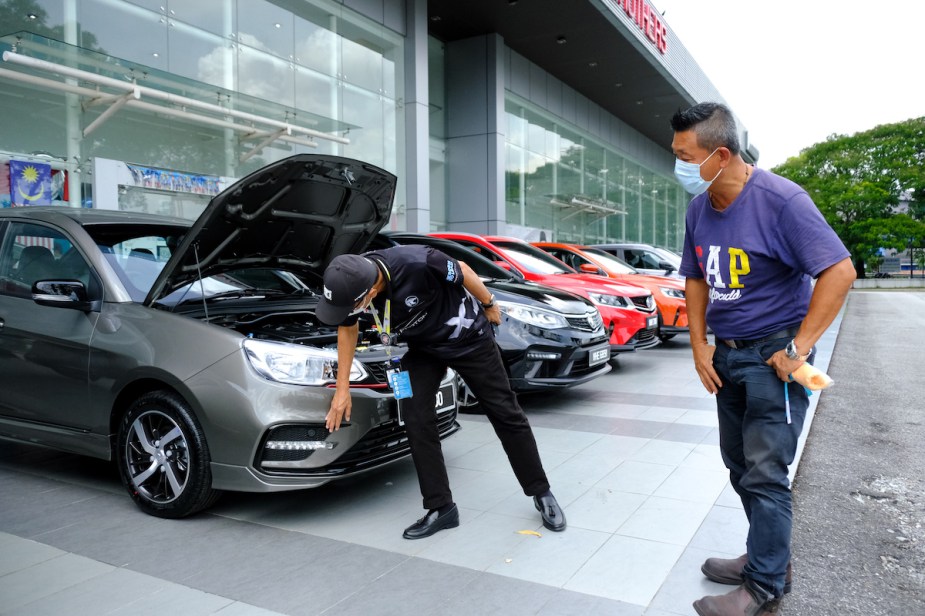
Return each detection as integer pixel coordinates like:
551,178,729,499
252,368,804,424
10,160,53,206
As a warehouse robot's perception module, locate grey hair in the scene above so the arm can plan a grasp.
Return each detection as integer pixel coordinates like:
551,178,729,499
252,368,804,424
670,102,740,155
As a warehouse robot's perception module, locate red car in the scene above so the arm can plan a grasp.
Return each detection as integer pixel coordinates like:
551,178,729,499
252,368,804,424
533,242,688,342
431,233,659,353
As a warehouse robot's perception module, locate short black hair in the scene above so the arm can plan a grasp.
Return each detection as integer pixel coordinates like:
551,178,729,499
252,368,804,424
670,102,740,155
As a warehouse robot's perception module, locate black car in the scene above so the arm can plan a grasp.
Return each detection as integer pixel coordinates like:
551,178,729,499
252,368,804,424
370,232,612,406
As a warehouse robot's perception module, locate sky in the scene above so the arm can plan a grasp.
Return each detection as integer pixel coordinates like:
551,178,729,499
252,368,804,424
651,1,925,168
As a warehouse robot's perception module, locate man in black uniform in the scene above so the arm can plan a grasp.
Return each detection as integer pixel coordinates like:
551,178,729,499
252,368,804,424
316,245,566,539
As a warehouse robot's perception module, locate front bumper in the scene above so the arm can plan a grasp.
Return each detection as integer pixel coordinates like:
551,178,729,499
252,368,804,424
188,349,459,493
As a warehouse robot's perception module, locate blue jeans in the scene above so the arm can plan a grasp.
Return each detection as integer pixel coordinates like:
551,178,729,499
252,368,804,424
712,337,813,597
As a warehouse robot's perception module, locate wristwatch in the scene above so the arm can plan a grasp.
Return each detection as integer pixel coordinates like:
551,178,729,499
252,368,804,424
784,339,808,361
481,294,496,309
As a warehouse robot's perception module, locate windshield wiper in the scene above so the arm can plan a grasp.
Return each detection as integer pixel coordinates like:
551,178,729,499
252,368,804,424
202,288,290,302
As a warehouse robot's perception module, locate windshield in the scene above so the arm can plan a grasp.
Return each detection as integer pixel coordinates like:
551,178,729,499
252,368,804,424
652,247,682,266
493,241,575,275
582,247,637,274
84,223,310,304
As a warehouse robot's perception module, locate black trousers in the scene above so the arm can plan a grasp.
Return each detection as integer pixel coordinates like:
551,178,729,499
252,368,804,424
400,335,550,510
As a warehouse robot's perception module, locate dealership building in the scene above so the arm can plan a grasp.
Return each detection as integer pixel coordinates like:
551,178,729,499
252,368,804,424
0,0,757,250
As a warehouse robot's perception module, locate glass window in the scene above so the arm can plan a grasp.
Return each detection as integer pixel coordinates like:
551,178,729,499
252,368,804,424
236,45,294,108
236,0,293,63
294,16,337,77
2,0,402,226
504,97,687,250
79,0,168,71
341,37,384,93
167,21,231,88
0,223,86,298
168,0,234,38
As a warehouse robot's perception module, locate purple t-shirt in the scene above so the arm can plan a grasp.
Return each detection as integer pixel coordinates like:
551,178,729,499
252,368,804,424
679,167,849,340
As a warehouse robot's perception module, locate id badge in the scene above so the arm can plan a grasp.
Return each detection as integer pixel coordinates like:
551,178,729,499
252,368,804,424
387,368,413,426
387,369,413,399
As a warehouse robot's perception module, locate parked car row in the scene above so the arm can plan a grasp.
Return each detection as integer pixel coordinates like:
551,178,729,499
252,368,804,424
0,154,688,519
532,243,688,341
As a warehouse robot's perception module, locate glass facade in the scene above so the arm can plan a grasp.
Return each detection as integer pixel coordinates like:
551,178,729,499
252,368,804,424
2,1,690,242
0,0,403,214
504,98,686,250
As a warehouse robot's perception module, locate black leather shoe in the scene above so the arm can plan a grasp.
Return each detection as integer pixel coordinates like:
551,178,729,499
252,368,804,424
402,504,459,540
533,493,566,531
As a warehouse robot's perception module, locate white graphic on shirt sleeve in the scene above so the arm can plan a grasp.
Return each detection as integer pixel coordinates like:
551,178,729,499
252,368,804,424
445,298,474,339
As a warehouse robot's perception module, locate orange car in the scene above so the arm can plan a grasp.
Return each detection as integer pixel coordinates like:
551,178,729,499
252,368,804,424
534,243,688,341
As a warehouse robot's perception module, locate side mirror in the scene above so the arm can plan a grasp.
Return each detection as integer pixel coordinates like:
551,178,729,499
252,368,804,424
32,280,100,312
658,260,676,273
579,263,605,275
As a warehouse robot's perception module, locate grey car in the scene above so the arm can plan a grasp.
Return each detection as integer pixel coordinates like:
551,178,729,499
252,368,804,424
0,155,459,518
590,243,683,279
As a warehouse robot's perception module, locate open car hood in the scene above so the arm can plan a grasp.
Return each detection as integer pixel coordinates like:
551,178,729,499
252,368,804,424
145,155,396,306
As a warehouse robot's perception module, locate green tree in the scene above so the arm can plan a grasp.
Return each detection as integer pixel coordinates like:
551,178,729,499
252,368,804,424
773,118,925,277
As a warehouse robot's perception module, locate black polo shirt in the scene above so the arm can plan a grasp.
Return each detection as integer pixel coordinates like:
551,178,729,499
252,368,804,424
341,245,491,356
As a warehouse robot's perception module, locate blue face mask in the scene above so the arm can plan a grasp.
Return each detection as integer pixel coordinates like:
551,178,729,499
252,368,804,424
674,148,723,195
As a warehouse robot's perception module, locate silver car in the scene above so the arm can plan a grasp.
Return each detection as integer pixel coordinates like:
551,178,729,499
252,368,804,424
0,155,459,518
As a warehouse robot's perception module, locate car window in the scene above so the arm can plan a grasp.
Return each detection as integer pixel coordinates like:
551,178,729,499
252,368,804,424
624,248,661,269
0,222,88,298
81,225,183,302
582,247,637,274
640,250,666,268
99,236,174,301
544,248,578,269
492,241,574,275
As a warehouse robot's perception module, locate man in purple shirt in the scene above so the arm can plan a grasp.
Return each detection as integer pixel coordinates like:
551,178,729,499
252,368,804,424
671,103,856,616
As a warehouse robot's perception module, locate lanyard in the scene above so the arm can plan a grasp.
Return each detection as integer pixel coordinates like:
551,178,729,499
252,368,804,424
367,258,395,356
369,300,392,343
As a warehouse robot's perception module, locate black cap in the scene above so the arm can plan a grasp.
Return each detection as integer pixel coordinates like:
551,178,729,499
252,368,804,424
316,254,379,325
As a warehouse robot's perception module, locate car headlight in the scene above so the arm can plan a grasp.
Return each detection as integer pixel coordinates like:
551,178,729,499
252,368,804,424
497,301,569,329
659,286,685,299
243,338,368,385
586,292,630,308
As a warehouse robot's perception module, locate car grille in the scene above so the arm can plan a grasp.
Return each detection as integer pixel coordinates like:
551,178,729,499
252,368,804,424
565,311,604,332
337,359,395,391
631,326,659,346
364,360,392,389
631,295,656,312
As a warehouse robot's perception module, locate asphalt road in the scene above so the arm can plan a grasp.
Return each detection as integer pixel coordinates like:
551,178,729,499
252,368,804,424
785,290,925,615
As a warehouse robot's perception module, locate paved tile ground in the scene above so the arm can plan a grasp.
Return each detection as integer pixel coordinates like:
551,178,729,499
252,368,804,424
0,312,842,615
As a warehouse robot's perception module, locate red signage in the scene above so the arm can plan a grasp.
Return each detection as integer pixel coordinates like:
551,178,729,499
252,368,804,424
607,0,668,54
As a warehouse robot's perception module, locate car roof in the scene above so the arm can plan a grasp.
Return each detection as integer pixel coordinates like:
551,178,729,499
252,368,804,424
0,206,191,227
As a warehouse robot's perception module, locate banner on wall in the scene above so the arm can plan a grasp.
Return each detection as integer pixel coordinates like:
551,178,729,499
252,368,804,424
0,163,9,208
125,163,226,196
9,159,54,205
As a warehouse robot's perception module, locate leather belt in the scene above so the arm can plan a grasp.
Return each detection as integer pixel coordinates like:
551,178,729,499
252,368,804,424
717,326,800,350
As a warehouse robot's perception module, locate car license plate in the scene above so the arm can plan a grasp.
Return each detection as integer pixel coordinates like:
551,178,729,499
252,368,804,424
435,382,456,414
647,316,658,329
589,345,610,366
397,381,456,425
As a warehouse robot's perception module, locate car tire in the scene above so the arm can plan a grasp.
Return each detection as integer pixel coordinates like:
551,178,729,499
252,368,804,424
116,391,221,518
